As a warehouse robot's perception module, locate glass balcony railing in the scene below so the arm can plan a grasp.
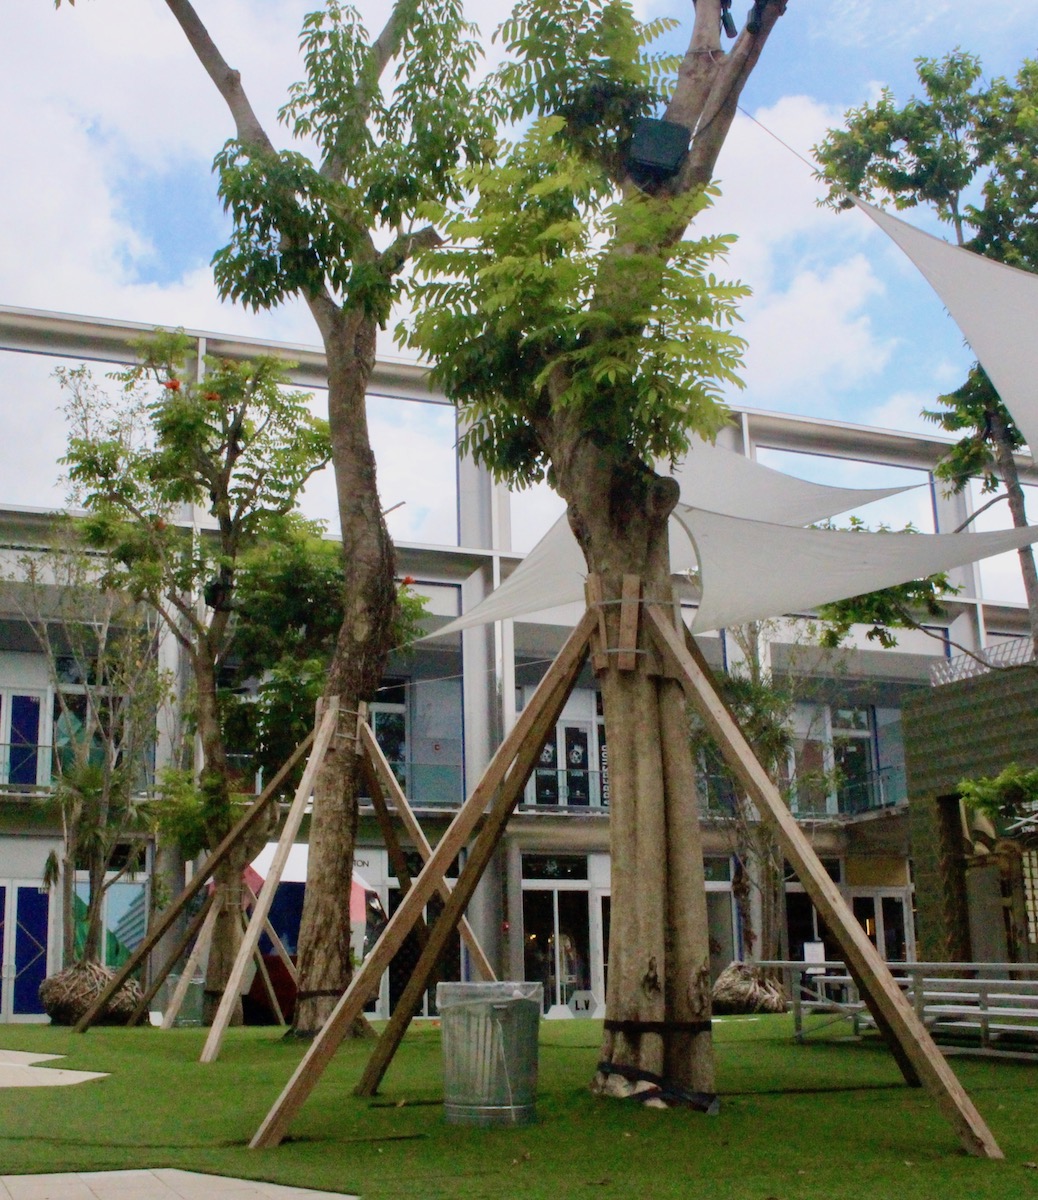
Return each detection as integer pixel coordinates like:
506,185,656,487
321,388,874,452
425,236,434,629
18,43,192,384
522,768,609,810
697,764,908,820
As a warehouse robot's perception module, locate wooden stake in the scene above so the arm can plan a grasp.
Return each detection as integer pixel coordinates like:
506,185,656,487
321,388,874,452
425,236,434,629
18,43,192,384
127,889,219,1027
161,898,219,1030
644,603,1003,1160
616,574,641,671
358,720,496,982
249,611,597,1149
199,702,340,1064
353,611,589,1098
74,728,317,1033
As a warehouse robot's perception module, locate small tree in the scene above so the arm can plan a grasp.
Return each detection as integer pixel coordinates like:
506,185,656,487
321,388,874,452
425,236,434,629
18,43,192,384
814,51,1038,648
9,521,171,966
58,332,330,1021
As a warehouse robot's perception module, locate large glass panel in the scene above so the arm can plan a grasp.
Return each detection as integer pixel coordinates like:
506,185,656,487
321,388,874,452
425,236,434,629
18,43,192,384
557,891,590,1007
834,736,874,814
372,709,407,791
533,735,559,805
9,694,41,787
792,738,829,815
13,887,49,1015
881,895,908,961
522,854,588,881
707,891,735,982
563,725,590,806
522,889,556,1012
0,884,6,1016
852,895,878,950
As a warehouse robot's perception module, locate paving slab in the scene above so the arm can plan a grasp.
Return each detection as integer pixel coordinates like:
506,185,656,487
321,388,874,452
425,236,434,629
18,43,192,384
0,1173,358,1200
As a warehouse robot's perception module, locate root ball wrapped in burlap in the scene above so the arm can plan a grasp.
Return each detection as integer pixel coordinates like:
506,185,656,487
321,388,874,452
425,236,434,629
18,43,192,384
39,960,144,1026
711,962,787,1015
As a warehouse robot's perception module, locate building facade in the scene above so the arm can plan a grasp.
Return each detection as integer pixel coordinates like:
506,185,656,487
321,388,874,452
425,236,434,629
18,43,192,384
0,304,1035,1022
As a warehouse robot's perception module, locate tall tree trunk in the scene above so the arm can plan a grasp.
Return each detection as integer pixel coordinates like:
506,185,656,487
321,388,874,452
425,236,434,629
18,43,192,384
293,308,397,1036
554,443,714,1094
989,408,1038,651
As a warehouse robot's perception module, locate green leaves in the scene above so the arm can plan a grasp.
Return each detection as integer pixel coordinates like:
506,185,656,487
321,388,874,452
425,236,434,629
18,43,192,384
58,330,331,619
213,0,497,315
960,762,1038,824
403,109,745,486
813,518,958,650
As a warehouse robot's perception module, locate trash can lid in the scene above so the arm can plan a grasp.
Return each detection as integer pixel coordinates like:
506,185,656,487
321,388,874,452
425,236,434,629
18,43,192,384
436,981,543,1008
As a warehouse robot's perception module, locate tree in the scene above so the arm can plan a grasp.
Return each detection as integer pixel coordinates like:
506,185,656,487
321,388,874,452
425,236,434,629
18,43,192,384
59,332,330,1021
814,51,1038,649
52,0,497,1034
404,0,788,1095
10,521,171,967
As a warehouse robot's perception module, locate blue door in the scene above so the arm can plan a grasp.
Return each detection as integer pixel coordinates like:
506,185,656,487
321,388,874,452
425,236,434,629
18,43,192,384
0,883,51,1019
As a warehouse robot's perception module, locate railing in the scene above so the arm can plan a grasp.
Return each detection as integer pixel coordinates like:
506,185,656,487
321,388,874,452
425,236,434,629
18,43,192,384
930,637,1036,686
760,959,1038,1054
698,765,907,821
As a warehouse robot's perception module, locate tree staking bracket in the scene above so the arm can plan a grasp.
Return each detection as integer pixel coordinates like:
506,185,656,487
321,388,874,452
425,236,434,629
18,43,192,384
642,602,1004,1161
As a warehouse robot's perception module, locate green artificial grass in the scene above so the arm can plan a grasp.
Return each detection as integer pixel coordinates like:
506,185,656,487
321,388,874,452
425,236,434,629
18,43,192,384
2,1015,1038,1199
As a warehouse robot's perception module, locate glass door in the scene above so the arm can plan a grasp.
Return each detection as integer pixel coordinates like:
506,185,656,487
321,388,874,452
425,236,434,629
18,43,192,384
521,888,591,1013
0,693,45,787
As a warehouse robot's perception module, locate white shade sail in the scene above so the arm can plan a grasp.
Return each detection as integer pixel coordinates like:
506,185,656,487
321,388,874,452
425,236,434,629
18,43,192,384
429,439,918,639
679,505,1038,634
855,196,1038,458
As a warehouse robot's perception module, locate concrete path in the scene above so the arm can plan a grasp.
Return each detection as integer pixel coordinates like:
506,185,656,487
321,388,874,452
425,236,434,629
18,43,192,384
0,1050,107,1088
0,1171,358,1200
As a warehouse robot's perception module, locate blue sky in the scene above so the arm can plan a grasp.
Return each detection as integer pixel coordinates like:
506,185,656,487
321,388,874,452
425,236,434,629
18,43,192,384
0,0,1035,572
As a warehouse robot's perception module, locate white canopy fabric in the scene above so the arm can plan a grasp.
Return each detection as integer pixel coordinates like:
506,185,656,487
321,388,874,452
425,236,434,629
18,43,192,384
430,438,915,638
855,197,1038,458
680,506,1038,634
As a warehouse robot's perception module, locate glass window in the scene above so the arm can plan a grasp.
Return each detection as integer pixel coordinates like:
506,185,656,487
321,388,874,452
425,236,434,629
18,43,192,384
522,854,588,881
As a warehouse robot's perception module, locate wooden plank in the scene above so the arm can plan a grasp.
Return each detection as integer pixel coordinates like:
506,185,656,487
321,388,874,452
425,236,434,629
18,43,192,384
616,574,641,671
245,905,285,1027
249,610,597,1149
243,877,298,985
354,612,589,1098
162,897,219,1030
74,728,316,1032
200,703,340,1064
644,603,1003,1160
127,888,218,1026
585,574,609,673
359,721,496,983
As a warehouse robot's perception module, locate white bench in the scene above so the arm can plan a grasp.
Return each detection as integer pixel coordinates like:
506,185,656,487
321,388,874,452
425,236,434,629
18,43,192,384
757,960,1038,1056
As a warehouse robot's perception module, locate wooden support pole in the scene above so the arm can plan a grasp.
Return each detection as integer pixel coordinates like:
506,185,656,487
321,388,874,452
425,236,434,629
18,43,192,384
358,721,496,982
162,898,219,1030
616,574,642,671
243,877,298,985
249,611,597,1149
644,603,1003,1160
127,889,218,1027
200,703,340,1064
353,615,588,1099
74,729,316,1032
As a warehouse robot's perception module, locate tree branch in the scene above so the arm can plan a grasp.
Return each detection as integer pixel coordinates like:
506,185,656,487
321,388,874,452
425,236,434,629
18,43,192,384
164,0,274,151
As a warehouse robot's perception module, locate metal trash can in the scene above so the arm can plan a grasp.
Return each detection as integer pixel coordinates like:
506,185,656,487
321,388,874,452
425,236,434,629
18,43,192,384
437,982,543,1126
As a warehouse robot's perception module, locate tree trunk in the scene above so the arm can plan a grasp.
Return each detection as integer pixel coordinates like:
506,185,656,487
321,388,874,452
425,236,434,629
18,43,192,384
553,444,714,1095
989,408,1038,651
293,309,397,1036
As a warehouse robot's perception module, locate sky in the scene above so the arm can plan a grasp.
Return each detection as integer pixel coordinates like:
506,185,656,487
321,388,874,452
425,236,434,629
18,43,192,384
1,0,1035,597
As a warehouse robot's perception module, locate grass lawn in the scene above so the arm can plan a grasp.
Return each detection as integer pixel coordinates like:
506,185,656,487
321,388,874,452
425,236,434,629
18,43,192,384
2,1015,1038,1199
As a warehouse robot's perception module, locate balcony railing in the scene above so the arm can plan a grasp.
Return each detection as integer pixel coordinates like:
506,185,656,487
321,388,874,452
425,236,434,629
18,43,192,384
521,768,609,811
698,764,907,820
931,637,1036,686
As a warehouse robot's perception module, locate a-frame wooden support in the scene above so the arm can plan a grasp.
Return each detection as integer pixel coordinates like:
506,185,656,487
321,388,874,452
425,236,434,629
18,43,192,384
200,700,341,1063
247,586,1001,1160
640,600,1002,1160
249,610,597,1148
74,729,319,1033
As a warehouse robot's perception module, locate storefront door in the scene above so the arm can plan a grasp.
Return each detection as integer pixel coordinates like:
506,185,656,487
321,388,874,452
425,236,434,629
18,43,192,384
0,882,51,1021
